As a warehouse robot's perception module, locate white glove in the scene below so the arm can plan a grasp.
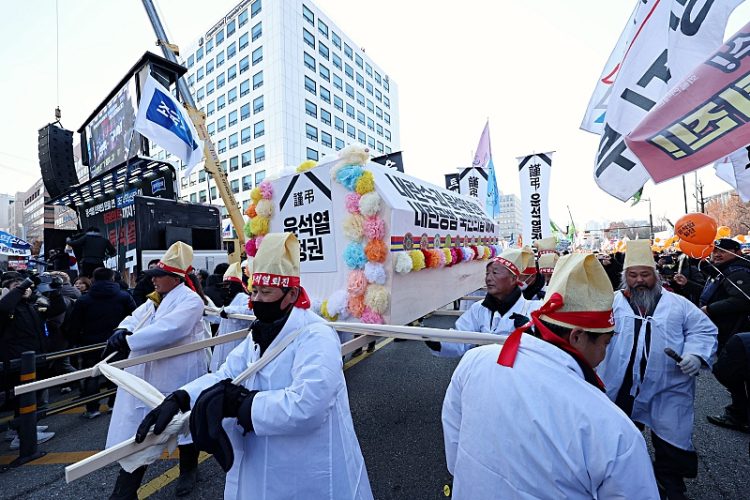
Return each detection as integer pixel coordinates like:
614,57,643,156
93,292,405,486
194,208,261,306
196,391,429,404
678,354,702,376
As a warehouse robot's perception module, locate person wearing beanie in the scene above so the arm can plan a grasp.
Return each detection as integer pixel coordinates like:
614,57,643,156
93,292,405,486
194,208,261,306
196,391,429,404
427,247,542,357
442,254,658,499
135,233,372,499
597,240,717,500
210,261,253,372
104,242,208,499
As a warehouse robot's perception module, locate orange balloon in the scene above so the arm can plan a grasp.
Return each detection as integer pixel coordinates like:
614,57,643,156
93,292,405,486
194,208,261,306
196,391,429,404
675,213,717,245
679,240,714,260
716,225,731,238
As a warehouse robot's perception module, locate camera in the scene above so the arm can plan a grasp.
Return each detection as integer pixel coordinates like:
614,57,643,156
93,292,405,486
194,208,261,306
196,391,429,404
36,273,63,296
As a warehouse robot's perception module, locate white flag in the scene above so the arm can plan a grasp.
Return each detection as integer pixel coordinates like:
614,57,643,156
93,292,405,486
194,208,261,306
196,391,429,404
134,74,204,175
518,153,553,246
715,149,750,202
591,0,742,201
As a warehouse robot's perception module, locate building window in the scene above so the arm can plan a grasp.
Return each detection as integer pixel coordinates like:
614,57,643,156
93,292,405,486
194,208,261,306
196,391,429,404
228,110,238,126
240,79,250,97
197,86,205,101
319,42,329,60
241,126,252,144
367,117,374,131
331,31,341,49
254,120,265,138
377,141,384,152
333,95,343,111
241,103,250,121
306,147,319,161
368,135,375,148
335,137,344,150
375,71,381,84
305,99,317,118
187,54,194,68
376,106,382,119
384,112,390,124
229,179,239,193
253,95,264,113
229,133,238,150
320,86,330,103
206,100,214,116
347,123,355,139
251,0,261,18
216,73,225,89
366,99,374,113
218,116,226,132
318,19,328,38
218,138,227,153
217,95,226,110
376,123,383,136
334,116,344,132
303,29,315,49
304,52,316,71
206,38,214,54
242,151,252,167
304,76,316,95
358,130,366,144
190,193,197,203
216,30,225,46
385,129,391,141
319,64,330,81
303,4,314,25
384,96,390,108
333,74,342,90
216,51,225,68
255,170,266,184
332,53,342,70
345,83,354,99
306,123,318,141
252,46,263,65
227,19,236,37
356,73,364,88
321,131,332,148
230,156,239,172
345,63,353,79
196,46,204,62
365,62,373,77
198,169,207,182
228,64,237,81
344,43,352,59
346,103,354,119
321,108,331,126
239,56,249,73
366,81,373,95
228,87,237,104
206,80,215,96
242,174,253,190
252,70,263,89
357,111,365,125
384,79,390,92
252,22,262,41
207,122,216,135
210,186,217,199
239,32,249,50
355,53,363,68
356,92,365,106
254,145,265,162
238,8,248,27
197,67,205,81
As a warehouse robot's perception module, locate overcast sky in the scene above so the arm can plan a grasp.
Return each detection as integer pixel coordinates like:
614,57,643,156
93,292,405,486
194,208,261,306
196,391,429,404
1,0,749,229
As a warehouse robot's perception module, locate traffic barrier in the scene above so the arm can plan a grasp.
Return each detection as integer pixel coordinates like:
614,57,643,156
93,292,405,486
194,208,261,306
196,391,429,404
8,352,46,467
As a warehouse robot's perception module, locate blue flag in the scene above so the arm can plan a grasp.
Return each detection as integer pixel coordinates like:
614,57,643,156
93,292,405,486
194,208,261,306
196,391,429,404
486,158,500,219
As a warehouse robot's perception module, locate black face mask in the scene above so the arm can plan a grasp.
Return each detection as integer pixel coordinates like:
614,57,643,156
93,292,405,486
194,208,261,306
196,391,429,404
252,291,292,323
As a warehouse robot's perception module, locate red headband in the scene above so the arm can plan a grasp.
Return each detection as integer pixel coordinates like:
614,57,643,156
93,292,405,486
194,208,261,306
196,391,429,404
490,257,520,276
157,262,196,292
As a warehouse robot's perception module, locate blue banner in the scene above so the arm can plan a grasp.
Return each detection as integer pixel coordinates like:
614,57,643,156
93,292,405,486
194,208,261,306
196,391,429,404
0,230,31,256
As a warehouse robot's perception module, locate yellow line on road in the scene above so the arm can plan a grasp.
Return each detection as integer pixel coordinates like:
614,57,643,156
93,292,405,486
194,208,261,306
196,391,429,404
138,338,394,498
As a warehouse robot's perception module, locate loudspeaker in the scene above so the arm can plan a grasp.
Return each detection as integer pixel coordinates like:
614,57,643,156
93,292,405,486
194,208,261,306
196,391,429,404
38,124,78,199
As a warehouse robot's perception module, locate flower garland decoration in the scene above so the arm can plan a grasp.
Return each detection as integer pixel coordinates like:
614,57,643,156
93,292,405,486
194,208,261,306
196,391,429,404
330,145,389,324
244,180,274,257
392,241,502,274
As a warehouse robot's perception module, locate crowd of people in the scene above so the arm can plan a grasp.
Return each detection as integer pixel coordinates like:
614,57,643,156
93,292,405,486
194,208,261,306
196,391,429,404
2,229,750,499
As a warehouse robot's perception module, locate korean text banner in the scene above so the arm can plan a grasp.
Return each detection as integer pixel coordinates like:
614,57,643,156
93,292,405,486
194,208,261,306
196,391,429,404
458,167,488,212
518,153,553,246
626,21,750,183
0,231,31,257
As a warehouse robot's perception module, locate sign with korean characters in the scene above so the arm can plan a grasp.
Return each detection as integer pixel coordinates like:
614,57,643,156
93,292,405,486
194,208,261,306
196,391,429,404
271,170,337,272
374,167,497,252
457,167,488,212
518,152,553,245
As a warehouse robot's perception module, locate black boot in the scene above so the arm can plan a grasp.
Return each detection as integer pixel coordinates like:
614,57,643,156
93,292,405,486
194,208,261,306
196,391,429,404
175,444,199,497
109,465,147,500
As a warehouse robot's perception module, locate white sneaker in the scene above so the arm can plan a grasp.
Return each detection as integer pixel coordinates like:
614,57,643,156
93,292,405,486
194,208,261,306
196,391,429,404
4,425,49,441
9,430,55,450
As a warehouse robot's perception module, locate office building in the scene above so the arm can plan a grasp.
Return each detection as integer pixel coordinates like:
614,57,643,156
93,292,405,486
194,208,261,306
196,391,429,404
160,0,400,228
497,193,523,243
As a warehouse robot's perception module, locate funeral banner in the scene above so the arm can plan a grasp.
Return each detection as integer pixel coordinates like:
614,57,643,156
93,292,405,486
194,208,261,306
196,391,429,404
271,170,338,272
518,153,552,245
458,167,488,212
444,173,460,192
626,20,750,183
588,0,741,201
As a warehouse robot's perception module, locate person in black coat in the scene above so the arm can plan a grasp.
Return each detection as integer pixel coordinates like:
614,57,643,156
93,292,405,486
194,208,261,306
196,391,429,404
66,267,136,417
132,259,159,307
67,227,116,278
709,332,750,434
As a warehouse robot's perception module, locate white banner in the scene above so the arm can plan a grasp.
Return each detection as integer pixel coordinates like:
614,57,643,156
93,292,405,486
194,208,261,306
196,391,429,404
270,170,338,272
715,149,750,202
518,153,553,246
458,167,488,212
591,0,742,201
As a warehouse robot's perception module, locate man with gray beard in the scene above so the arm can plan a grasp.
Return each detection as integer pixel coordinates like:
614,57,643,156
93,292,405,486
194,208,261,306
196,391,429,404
597,240,718,500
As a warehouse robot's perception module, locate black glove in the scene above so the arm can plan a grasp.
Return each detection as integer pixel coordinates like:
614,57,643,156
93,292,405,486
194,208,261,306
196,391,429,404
425,341,442,352
135,390,190,443
102,328,132,359
222,379,252,418
17,277,34,292
510,313,530,328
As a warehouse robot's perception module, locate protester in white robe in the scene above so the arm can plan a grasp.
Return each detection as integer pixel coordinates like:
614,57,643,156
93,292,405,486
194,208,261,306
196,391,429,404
104,242,207,499
442,254,659,500
429,247,541,357
211,262,253,372
135,233,373,500
597,240,717,499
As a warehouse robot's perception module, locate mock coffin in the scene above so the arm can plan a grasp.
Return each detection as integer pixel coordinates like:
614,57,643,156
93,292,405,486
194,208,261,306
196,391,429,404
244,157,500,326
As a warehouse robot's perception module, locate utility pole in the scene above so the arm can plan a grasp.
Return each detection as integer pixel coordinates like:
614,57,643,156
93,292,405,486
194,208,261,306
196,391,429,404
682,175,688,214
